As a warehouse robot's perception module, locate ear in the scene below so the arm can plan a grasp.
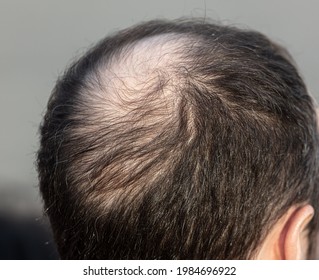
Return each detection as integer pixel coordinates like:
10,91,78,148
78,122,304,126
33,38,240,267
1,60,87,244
283,205,314,260
256,204,314,260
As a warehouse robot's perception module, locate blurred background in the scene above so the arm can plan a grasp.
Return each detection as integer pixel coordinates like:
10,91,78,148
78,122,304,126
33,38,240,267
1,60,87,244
0,0,318,259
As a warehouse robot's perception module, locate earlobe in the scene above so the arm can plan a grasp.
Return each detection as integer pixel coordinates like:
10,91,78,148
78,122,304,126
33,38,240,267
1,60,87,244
283,204,314,260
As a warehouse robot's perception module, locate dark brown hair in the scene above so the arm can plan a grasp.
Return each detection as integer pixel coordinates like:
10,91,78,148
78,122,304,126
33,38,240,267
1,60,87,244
37,19,319,259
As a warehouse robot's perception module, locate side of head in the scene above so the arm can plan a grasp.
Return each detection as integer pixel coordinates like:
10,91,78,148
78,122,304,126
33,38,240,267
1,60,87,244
37,19,319,259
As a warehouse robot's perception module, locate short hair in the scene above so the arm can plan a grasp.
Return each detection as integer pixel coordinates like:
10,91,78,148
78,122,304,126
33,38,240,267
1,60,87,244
37,18,319,259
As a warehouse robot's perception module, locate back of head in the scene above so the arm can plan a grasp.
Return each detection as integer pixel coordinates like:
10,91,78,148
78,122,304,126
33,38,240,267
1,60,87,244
37,19,319,259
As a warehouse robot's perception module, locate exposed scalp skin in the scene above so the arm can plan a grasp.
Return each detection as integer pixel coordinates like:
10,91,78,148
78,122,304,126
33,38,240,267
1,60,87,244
73,34,194,207
37,19,319,259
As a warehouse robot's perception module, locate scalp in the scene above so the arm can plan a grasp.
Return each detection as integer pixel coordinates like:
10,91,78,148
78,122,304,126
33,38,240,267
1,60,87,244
69,34,198,210
85,34,191,119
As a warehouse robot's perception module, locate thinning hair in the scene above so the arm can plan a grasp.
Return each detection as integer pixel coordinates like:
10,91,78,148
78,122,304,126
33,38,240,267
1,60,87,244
37,19,319,259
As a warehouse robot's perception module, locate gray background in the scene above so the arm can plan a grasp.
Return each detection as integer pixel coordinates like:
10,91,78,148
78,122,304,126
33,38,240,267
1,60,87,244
0,0,318,214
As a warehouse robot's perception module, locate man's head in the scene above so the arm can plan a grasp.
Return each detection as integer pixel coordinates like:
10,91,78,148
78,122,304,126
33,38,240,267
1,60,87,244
37,19,319,259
